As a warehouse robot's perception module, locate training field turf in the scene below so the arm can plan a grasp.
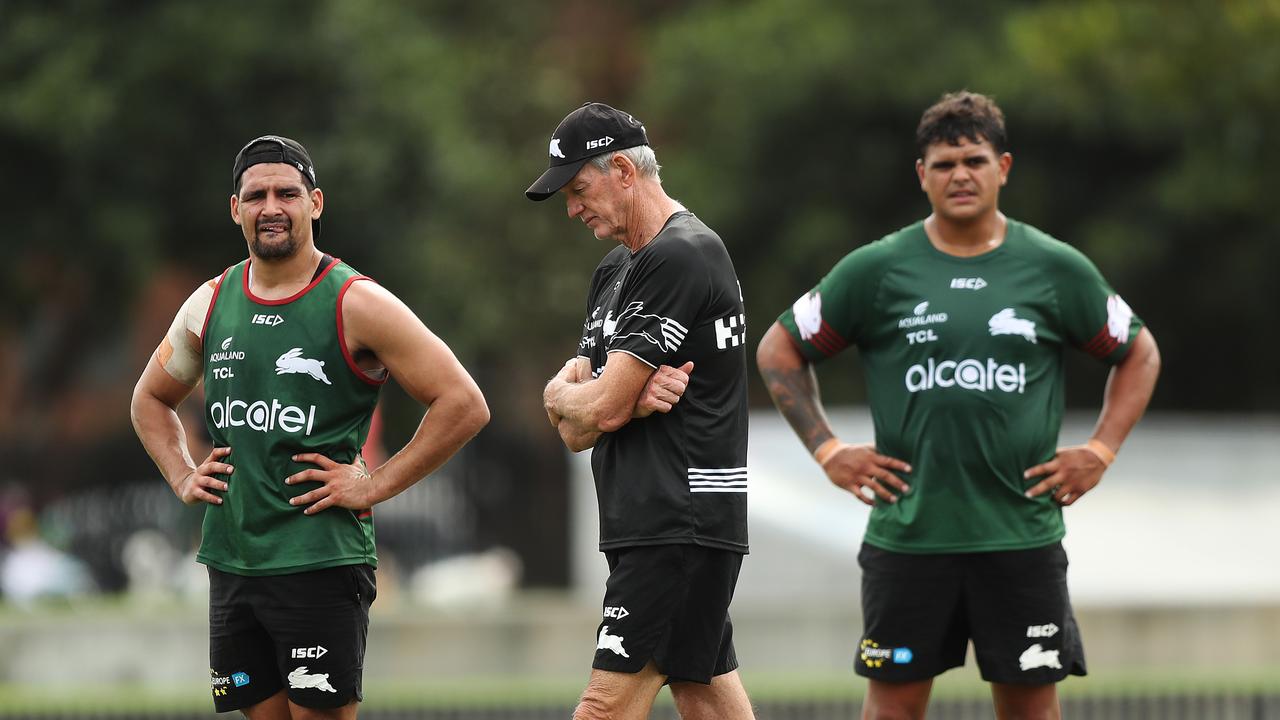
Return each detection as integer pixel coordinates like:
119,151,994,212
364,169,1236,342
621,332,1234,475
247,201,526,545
1,667,1278,716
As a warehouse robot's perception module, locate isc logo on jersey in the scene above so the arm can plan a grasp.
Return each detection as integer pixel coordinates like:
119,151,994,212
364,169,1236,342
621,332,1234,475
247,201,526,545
905,357,1027,394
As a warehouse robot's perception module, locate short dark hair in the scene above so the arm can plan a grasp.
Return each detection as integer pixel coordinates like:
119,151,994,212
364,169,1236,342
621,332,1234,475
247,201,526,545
915,91,1007,158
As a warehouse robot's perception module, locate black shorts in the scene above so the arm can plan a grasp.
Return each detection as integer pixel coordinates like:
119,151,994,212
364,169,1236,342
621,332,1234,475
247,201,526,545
593,544,742,685
856,542,1086,685
208,564,376,712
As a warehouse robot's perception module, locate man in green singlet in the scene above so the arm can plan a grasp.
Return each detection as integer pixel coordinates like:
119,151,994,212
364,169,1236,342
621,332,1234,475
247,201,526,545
756,92,1161,720
131,135,490,719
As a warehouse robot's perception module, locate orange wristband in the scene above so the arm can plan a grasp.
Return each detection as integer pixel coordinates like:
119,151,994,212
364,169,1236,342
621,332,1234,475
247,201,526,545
1083,439,1116,467
813,438,842,467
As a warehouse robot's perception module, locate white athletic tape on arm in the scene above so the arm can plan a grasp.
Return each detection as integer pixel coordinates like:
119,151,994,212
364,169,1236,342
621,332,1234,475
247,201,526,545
813,438,842,467
160,280,215,385
1083,438,1116,467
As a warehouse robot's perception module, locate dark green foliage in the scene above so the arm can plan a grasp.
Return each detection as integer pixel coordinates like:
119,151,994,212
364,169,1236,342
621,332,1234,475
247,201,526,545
1,1,1275,527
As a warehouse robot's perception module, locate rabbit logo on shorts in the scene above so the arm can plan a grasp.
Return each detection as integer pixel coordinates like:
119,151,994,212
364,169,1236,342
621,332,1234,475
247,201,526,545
288,666,337,692
1018,644,1062,671
596,625,630,658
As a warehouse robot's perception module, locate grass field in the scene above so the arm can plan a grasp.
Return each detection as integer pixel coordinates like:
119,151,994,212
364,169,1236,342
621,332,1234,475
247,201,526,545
1,667,1277,713
2,598,1277,715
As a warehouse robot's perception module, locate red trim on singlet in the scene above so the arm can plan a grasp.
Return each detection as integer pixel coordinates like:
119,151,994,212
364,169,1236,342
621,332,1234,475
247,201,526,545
337,276,389,387
1082,326,1120,359
807,321,848,357
356,509,373,519
242,256,342,306
199,266,234,344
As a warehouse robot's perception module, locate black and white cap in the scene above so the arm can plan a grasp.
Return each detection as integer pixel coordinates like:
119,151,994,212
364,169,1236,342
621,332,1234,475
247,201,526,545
525,102,649,201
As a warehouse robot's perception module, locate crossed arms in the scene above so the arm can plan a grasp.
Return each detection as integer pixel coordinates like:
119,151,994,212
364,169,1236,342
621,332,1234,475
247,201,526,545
543,352,693,452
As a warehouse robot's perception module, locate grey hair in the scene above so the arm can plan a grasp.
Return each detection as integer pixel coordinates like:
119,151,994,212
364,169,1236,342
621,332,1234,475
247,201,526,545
589,145,661,181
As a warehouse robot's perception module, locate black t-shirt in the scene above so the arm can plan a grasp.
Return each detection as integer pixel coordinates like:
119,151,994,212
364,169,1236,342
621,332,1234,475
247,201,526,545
578,212,749,553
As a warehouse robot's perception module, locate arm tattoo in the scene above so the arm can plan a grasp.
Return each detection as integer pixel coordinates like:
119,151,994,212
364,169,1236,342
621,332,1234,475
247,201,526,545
760,363,835,454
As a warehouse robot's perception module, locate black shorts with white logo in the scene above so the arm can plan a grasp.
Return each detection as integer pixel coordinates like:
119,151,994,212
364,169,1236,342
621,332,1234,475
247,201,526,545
856,541,1086,685
593,544,743,685
208,564,375,712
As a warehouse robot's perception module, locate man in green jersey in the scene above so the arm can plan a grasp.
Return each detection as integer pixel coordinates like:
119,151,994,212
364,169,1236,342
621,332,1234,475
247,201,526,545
131,135,489,719
757,92,1161,719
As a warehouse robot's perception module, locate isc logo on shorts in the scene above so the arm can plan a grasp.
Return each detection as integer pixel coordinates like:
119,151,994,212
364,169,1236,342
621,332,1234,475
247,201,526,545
603,605,630,620
1026,623,1059,638
291,645,328,659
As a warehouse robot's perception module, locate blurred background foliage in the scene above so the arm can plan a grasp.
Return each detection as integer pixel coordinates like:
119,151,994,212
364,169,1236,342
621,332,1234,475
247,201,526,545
1,0,1277,589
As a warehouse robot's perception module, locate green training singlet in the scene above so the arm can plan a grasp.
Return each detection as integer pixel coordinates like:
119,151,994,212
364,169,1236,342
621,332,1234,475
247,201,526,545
779,219,1144,553
198,257,383,575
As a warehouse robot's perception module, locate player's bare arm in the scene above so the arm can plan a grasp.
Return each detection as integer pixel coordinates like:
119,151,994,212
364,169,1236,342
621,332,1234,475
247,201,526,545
756,323,838,453
757,321,912,506
286,280,489,515
1025,327,1161,505
131,278,234,506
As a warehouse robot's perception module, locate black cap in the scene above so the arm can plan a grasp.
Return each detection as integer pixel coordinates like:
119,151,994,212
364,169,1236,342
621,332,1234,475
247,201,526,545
525,102,649,201
233,135,317,190
232,135,321,240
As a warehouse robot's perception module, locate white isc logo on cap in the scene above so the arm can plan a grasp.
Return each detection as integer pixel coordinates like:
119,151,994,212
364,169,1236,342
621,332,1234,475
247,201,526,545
586,136,614,150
